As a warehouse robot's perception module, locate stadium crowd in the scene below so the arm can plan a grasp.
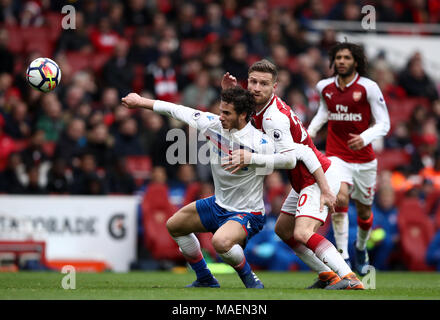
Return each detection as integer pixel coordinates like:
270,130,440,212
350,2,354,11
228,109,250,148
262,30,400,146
0,0,440,271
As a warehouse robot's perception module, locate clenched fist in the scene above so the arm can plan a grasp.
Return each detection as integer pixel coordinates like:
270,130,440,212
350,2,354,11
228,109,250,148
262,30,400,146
121,93,153,110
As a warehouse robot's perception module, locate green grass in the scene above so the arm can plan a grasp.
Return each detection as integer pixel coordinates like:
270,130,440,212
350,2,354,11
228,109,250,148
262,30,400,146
1,271,440,300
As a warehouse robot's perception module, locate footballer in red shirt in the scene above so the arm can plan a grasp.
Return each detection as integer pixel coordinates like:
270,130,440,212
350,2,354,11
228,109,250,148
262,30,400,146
308,42,390,276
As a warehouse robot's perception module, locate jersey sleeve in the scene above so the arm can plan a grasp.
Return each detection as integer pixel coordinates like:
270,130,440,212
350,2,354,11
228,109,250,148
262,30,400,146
360,81,391,146
258,113,321,172
307,80,329,138
153,100,218,133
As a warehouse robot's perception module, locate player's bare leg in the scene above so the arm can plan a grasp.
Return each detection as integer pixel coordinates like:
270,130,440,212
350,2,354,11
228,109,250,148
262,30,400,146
274,213,340,288
294,216,364,290
332,182,351,266
212,220,263,288
353,200,373,276
166,202,219,288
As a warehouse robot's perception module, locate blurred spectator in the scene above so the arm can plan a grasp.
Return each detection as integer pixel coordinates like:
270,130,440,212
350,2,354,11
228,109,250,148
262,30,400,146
82,0,101,27
0,113,18,171
385,122,413,150
426,229,440,271
124,0,153,27
0,152,24,193
296,0,328,29
0,28,14,74
127,27,158,66
371,56,407,101
168,164,198,208
222,42,249,85
182,69,218,110
36,93,65,142
3,100,31,140
398,53,439,101
376,0,400,22
55,11,93,54
70,152,107,195
102,39,134,97
370,185,399,270
86,123,115,170
0,0,20,25
328,0,362,21
113,117,143,156
90,16,121,54
401,0,430,23
241,17,268,57
176,2,200,39
108,1,125,36
145,54,179,103
22,164,47,194
200,2,229,39
53,118,87,168
46,157,70,194
20,129,50,169
106,156,136,194
20,0,43,27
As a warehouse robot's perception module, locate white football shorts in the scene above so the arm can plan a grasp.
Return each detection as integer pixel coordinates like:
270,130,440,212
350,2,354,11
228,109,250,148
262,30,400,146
328,156,378,205
280,163,341,224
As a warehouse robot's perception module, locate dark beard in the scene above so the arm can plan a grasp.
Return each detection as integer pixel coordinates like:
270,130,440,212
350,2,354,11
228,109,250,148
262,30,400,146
337,64,356,77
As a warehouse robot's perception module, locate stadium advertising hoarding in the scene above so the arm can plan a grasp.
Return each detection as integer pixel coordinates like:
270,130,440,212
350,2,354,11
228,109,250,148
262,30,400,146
0,196,137,272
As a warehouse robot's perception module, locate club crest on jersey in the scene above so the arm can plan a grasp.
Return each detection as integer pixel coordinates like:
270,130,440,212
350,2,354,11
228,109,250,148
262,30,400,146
192,111,201,120
273,129,282,141
353,91,362,102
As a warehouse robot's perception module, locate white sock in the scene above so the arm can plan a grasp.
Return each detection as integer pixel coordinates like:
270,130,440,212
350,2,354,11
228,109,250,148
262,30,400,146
218,244,245,268
332,212,349,259
307,233,352,278
286,237,331,273
172,233,203,263
356,227,372,251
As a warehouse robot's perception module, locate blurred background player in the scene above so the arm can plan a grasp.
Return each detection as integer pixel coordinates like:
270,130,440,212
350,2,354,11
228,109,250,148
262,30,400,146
307,42,390,276
222,60,363,289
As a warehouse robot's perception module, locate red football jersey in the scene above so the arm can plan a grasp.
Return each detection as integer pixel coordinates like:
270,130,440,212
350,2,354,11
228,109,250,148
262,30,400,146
310,74,390,163
253,95,331,193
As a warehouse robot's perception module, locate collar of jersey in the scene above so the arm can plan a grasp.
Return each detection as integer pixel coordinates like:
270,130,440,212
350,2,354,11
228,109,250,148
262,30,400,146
225,121,254,138
335,73,359,89
255,94,276,116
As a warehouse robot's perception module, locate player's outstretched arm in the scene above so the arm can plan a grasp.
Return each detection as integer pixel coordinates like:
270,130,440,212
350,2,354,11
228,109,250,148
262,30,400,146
122,93,155,110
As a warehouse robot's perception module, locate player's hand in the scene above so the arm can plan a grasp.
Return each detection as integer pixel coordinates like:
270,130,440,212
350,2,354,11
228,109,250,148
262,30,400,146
221,72,238,90
121,93,144,109
221,149,252,174
347,133,365,150
320,189,336,213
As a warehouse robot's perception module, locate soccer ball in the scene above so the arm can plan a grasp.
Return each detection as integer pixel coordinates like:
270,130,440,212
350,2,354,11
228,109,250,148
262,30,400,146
26,57,61,92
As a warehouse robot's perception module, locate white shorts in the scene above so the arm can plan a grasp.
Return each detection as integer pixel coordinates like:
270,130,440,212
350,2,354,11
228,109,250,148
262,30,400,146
280,163,341,224
328,156,377,205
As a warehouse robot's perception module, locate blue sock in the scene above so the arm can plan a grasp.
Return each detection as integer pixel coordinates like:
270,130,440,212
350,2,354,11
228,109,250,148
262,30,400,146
235,261,252,278
190,258,213,281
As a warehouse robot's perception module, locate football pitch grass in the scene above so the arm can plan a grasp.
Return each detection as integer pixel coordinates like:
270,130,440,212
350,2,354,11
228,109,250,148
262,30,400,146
1,271,440,300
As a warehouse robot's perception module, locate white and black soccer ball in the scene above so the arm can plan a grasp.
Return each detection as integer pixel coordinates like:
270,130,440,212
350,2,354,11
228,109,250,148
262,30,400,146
26,57,61,92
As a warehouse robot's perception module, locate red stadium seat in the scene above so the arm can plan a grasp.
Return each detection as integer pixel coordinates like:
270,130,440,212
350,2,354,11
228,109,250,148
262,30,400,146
132,64,145,93
267,0,303,9
180,39,206,60
425,190,440,216
434,205,440,230
141,183,184,262
5,26,24,54
376,149,411,172
387,97,431,132
398,198,435,270
90,52,112,73
125,155,152,186
43,12,63,42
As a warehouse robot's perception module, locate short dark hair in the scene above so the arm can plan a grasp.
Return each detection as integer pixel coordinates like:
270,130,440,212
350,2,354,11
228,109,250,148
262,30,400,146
329,42,368,76
248,59,278,82
220,86,256,122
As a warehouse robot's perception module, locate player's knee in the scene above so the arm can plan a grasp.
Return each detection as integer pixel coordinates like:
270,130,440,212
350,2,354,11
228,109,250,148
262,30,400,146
293,229,311,245
166,216,179,237
211,235,233,254
336,192,349,207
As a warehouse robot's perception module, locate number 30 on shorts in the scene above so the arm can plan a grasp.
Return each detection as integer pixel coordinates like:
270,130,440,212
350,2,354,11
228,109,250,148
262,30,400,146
298,194,308,207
